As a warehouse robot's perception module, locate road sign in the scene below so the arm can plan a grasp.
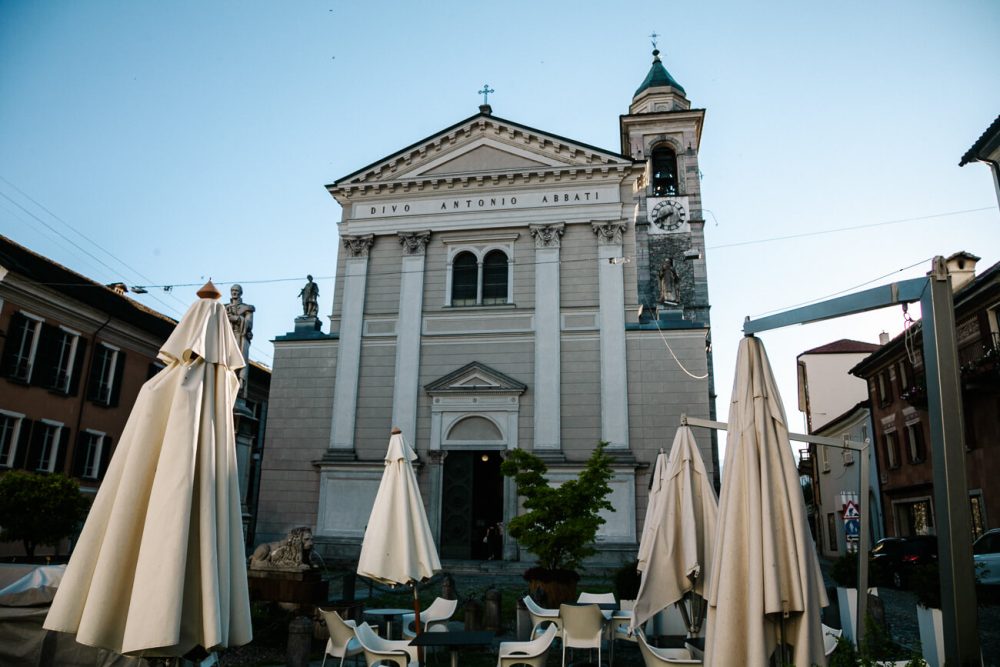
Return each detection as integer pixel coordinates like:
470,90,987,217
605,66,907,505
844,518,861,538
844,499,860,519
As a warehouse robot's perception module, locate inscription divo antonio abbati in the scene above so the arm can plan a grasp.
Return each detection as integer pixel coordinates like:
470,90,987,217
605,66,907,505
364,190,604,217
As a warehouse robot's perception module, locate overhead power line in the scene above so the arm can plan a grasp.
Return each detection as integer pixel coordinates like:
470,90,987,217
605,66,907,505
707,206,996,250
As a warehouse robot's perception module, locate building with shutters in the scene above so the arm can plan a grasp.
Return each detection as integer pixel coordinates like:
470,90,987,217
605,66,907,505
256,48,719,564
0,235,271,556
850,253,1000,541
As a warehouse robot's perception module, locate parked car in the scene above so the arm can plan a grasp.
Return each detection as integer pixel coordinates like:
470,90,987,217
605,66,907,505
973,528,1000,586
869,535,938,588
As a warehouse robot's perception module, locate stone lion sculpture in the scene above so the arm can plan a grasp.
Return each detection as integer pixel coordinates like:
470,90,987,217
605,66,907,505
249,527,315,571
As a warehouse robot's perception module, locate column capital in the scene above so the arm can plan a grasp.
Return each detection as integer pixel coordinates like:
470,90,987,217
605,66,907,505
591,220,628,246
529,223,565,249
398,230,431,256
342,234,375,258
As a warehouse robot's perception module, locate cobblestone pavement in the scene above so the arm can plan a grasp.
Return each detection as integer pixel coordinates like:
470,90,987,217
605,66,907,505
818,558,1000,666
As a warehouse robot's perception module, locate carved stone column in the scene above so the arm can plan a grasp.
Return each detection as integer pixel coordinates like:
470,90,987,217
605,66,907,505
592,221,630,449
328,234,374,457
392,231,431,442
530,223,564,452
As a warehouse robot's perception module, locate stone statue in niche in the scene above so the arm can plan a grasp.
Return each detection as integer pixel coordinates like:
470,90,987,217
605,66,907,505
299,275,319,318
658,259,680,304
249,527,316,571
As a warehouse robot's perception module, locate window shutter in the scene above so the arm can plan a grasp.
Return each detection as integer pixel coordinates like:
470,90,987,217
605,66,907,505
109,350,126,406
11,419,33,469
86,345,104,403
33,323,59,388
54,427,70,474
72,431,88,477
0,312,28,378
68,337,87,396
98,435,113,479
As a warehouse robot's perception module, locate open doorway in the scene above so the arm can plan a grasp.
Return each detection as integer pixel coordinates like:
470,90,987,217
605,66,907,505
440,450,504,560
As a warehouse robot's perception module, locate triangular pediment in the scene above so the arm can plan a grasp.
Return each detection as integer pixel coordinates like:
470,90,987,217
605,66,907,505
416,140,553,176
331,112,633,191
424,361,527,395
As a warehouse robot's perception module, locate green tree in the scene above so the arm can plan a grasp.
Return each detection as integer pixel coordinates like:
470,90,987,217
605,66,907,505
501,441,614,572
0,471,89,557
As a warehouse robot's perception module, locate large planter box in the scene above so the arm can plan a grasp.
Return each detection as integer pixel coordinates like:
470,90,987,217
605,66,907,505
836,586,878,645
916,605,943,667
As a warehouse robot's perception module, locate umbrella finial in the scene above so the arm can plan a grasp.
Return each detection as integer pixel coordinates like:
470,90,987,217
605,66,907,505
197,280,222,300
391,426,402,435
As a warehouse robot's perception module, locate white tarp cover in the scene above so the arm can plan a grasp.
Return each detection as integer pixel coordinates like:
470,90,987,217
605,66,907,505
0,565,145,666
632,426,718,632
704,337,828,667
43,297,252,657
357,431,441,587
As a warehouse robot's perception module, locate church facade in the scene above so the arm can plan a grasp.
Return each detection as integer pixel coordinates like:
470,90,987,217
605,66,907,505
256,50,719,563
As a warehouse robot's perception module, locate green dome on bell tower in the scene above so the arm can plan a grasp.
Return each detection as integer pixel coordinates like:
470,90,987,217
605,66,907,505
634,48,686,97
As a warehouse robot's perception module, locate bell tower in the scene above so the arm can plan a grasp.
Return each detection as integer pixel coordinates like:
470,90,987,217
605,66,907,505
620,44,709,325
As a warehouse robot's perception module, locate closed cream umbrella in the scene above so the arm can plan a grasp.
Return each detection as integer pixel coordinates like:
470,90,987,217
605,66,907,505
704,336,828,667
631,426,718,635
635,449,668,575
44,282,252,658
357,428,441,645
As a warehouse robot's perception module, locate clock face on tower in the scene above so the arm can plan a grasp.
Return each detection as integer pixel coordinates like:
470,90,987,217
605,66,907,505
649,198,687,232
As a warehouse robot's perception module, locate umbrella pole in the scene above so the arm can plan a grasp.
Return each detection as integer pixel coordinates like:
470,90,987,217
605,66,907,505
412,584,424,666
676,598,693,636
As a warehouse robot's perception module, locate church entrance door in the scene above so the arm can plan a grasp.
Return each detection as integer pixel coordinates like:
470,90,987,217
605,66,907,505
440,450,504,560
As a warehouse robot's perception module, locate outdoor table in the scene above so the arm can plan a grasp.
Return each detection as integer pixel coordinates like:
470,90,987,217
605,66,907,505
362,607,410,639
409,630,494,667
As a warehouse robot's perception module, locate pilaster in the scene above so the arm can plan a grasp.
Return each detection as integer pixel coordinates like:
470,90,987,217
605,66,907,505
530,223,564,451
392,231,430,441
329,234,374,454
593,220,630,449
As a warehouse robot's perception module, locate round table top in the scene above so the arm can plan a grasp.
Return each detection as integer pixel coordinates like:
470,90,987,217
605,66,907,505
364,608,411,616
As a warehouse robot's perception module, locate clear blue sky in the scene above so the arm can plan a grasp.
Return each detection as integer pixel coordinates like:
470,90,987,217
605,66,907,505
2,1,998,453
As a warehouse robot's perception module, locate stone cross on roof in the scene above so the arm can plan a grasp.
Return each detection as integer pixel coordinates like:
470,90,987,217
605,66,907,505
478,83,494,105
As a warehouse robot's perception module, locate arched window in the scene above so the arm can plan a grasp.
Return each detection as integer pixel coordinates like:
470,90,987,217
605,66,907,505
452,252,478,306
481,250,509,305
651,146,678,196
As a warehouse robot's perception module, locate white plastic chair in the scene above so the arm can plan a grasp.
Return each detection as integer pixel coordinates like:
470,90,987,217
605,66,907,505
523,595,562,638
823,623,843,656
401,597,458,638
559,603,605,667
636,629,702,666
319,608,364,667
606,599,637,667
496,624,558,667
354,622,418,667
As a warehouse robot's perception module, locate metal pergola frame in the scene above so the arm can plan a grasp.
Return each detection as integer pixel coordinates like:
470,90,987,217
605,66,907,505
735,256,979,664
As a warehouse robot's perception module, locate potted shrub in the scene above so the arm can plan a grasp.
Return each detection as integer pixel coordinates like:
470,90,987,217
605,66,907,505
830,553,861,644
830,553,880,646
501,442,614,607
911,562,944,667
